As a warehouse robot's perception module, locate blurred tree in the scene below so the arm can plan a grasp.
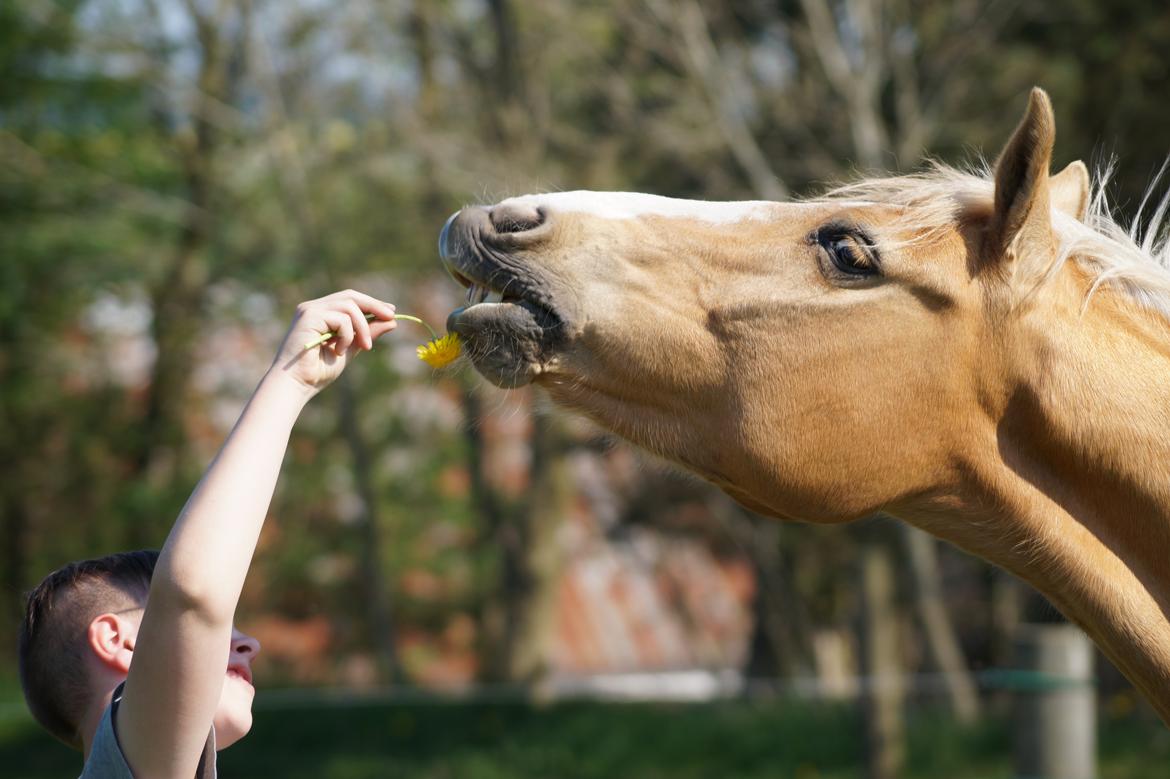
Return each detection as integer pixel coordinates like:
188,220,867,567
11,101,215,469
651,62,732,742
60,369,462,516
0,0,90,658
122,0,254,546
0,0,184,655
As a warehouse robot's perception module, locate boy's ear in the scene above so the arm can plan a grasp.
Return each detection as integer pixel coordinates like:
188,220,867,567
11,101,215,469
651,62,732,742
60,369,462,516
1051,160,1091,222
989,88,1057,271
87,613,137,674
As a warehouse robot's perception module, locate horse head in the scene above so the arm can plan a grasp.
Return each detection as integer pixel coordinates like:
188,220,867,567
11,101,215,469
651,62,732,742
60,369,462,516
440,89,1091,525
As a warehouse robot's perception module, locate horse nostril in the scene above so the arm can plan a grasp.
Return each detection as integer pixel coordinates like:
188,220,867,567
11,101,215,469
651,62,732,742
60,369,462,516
490,202,545,234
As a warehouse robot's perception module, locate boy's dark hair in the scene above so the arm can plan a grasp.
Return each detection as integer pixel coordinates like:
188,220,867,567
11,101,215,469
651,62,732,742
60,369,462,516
18,550,159,748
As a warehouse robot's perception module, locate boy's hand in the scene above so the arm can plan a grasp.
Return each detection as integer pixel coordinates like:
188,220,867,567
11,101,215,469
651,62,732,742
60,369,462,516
272,290,397,393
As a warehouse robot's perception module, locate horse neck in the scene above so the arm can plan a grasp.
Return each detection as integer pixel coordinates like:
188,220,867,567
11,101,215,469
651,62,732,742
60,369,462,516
1007,277,1170,582
945,273,1170,719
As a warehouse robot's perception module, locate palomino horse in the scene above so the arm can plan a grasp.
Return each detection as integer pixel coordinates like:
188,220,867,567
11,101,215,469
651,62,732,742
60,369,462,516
438,89,1170,722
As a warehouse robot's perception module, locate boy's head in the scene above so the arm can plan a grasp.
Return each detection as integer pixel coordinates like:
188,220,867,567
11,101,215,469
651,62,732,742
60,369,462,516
19,550,159,747
20,550,263,751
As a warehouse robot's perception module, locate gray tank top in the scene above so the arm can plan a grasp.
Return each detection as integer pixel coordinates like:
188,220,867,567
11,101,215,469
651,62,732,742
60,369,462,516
79,683,216,778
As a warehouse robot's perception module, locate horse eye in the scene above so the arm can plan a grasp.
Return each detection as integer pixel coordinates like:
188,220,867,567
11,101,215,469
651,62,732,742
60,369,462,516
817,230,878,276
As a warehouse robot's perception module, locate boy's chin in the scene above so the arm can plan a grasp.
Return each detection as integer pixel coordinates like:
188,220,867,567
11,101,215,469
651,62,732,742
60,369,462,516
213,709,253,749
214,687,255,748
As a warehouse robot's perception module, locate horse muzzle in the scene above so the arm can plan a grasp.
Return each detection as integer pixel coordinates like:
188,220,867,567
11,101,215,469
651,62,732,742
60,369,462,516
437,203,569,388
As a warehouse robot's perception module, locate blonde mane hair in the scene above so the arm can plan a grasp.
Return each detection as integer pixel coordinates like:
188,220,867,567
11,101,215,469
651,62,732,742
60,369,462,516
816,162,1170,321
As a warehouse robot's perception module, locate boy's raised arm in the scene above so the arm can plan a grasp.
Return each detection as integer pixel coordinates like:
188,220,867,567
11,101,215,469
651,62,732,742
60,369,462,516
115,291,396,778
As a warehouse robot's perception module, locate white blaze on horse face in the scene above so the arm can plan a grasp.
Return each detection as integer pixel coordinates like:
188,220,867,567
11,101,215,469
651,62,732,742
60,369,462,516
499,191,790,224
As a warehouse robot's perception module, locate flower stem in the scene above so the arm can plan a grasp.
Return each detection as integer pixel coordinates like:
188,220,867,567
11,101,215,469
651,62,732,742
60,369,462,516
392,314,440,341
302,312,440,351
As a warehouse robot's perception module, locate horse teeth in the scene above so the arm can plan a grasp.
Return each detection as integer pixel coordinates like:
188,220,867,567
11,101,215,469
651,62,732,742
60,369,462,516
485,290,504,304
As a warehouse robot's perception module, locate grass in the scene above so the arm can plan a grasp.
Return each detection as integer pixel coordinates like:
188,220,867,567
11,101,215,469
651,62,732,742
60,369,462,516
0,693,1166,779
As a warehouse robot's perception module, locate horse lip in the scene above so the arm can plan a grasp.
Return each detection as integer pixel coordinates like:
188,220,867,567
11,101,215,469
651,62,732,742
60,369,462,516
446,300,559,388
439,210,474,289
438,208,561,321
438,211,459,264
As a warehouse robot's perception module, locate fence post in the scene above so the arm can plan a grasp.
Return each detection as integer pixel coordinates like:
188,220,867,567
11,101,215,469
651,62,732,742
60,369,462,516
1013,624,1096,779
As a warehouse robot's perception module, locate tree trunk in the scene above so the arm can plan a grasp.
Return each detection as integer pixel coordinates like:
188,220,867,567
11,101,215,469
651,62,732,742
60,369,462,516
486,0,528,146
859,541,905,779
465,385,568,685
126,0,246,546
991,567,1023,666
462,382,513,682
249,0,399,681
508,411,570,686
408,0,439,123
0,492,28,660
336,377,399,681
734,512,814,680
901,525,980,723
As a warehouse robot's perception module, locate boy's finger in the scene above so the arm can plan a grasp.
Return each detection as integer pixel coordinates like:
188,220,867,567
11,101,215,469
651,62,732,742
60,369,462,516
331,289,396,322
369,319,398,341
340,300,373,350
320,310,355,355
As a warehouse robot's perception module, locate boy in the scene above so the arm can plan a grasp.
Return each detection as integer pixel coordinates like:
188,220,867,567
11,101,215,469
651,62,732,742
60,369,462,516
18,290,398,777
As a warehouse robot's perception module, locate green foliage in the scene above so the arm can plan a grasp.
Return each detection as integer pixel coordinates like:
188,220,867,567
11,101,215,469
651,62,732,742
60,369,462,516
0,696,1167,779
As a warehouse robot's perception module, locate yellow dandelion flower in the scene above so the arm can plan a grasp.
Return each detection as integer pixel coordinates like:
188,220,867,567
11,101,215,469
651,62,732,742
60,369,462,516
416,332,462,368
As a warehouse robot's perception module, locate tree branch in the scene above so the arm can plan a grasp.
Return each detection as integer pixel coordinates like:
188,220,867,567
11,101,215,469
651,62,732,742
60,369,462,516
648,0,789,200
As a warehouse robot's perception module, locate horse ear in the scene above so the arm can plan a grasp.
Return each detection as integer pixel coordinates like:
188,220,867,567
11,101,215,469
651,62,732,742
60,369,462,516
990,88,1056,267
1050,160,1091,222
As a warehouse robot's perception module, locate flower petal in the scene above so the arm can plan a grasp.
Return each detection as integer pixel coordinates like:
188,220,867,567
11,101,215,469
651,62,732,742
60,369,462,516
416,333,462,368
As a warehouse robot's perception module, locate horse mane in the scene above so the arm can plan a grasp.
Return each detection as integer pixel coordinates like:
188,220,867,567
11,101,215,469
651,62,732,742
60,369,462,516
814,162,1170,321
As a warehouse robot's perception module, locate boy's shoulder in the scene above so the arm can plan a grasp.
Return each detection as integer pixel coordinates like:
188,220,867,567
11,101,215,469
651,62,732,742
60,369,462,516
80,696,133,779
81,685,217,779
